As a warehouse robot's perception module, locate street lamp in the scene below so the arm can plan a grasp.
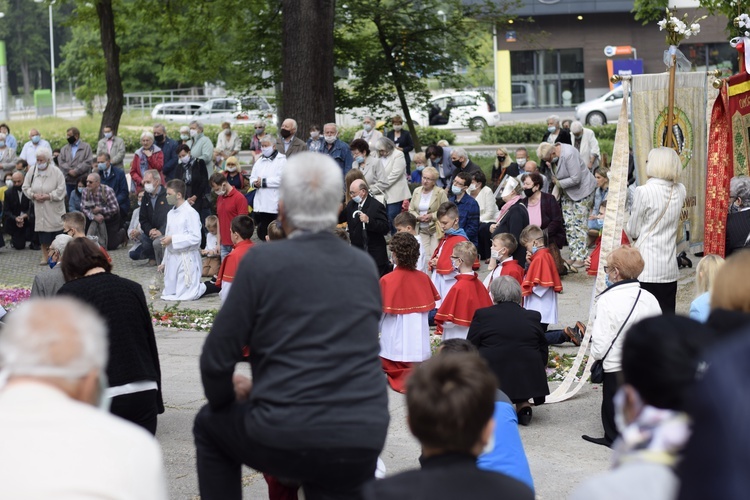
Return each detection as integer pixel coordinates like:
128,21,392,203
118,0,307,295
35,0,56,116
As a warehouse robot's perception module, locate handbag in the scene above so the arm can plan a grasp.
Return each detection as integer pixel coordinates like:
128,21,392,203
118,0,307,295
590,290,641,383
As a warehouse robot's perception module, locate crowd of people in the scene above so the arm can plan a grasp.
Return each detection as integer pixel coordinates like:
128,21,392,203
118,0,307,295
0,112,749,500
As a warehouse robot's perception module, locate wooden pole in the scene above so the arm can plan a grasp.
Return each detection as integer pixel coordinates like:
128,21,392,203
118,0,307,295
666,53,677,150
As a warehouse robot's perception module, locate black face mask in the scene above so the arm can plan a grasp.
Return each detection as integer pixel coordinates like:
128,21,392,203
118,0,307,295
67,136,77,145
452,159,462,169
523,188,535,198
279,129,292,139
154,134,164,143
497,156,506,162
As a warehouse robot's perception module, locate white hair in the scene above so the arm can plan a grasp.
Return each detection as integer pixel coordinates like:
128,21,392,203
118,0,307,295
179,125,190,133
255,120,266,128
570,121,584,134
323,122,338,132
490,276,523,305
452,147,468,161
50,234,73,257
259,135,276,147
733,176,750,208
35,146,52,161
189,120,204,132
0,298,108,380
283,118,298,130
280,152,344,232
547,115,560,126
140,131,155,141
373,137,395,156
363,115,375,123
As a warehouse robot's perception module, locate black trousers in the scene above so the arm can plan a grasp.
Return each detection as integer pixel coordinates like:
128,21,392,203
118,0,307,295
6,222,33,249
109,389,160,435
193,403,380,500
254,211,277,241
477,222,493,260
602,371,621,445
640,281,677,314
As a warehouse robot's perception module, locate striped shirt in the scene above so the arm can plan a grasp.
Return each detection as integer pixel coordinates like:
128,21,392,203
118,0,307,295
626,178,686,283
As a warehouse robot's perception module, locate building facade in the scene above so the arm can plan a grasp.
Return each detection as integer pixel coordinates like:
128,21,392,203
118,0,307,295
497,0,733,110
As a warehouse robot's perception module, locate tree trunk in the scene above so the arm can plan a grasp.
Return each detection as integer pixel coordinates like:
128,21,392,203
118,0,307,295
280,0,335,139
20,58,30,96
96,0,123,137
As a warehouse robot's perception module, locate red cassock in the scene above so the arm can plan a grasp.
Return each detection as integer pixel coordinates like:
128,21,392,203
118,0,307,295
434,273,493,334
430,234,467,275
522,248,562,297
380,267,440,393
216,239,254,288
587,232,629,276
500,259,524,286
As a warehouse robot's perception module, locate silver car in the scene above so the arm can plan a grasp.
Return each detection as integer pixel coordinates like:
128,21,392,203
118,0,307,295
574,87,626,126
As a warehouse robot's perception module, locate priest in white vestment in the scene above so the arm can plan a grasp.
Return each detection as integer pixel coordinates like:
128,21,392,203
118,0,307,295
158,179,206,301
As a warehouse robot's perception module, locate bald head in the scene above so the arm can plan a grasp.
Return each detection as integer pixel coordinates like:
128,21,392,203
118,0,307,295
11,171,23,186
524,160,538,173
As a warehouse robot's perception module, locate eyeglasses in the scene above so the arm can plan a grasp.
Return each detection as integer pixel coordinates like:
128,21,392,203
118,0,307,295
604,266,614,274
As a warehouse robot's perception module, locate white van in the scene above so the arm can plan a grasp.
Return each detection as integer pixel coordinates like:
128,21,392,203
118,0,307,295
150,102,205,123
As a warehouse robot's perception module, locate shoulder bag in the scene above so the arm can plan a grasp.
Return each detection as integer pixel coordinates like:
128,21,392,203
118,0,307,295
590,290,641,383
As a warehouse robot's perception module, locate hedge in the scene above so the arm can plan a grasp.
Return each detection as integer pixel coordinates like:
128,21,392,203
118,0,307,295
479,123,618,144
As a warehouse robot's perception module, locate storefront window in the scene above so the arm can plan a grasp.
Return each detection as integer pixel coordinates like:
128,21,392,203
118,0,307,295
509,49,585,109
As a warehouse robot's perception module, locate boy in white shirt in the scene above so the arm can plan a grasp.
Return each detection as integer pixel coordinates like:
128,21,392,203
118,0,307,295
394,211,425,273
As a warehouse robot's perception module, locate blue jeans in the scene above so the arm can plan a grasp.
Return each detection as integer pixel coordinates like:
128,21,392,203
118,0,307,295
387,202,403,235
545,329,569,345
221,244,233,260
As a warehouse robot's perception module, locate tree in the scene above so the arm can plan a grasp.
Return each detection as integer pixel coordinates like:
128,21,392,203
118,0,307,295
336,0,514,150
633,0,741,25
280,0,335,136
95,0,123,135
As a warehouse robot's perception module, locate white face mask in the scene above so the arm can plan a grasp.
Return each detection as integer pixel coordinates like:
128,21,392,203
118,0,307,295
189,129,198,137
393,125,402,131
363,123,373,132
324,135,337,144
516,158,526,167
5,179,13,188
180,155,190,164
261,146,274,157
468,183,478,193
310,131,320,139
226,166,237,172
143,182,155,194
37,162,48,170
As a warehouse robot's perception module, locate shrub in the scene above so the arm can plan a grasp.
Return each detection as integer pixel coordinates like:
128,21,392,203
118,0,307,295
479,122,618,145
414,127,456,146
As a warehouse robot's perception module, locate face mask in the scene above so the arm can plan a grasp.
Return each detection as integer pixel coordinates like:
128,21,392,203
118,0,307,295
497,155,505,162
310,131,320,139
189,129,198,138
154,134,164,143
416,164,425,171
491,249,500,259
180,134,189,141
166,194,178,206
445,227,459,236
523,188,535,198
531,245,539,255
77,186,84,194
730,203,740,214
67,135,77,145
431,159,439,166
0,141,6,148
324,135,337,144
104,132,113,139
451,185,462,195
517,158,526,167
393,125,402,131
255,128,264,135
47,256,56,269
224,129,232,136
36,162,48,170
605,272,615,288
143,183,155,194
4,179,12,188
31,135,40,144
352,195,363,204
574,133,582,139
452,159,463,169
215,188,226,196
354,156,365,164
468,184,478,193
547,126,556,133
551,156,559,164
137,200,142,207
226,166,237,172
594,218,604,230
363,124,372,132
97,162,107,171
279,129,292,139
181,155,191,164
261,146,274,157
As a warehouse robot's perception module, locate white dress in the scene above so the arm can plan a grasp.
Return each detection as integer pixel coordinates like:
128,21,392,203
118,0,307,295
161,202,206,301
379,312,431,362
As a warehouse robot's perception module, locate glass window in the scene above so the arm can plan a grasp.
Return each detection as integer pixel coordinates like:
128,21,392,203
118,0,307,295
509,48,584,109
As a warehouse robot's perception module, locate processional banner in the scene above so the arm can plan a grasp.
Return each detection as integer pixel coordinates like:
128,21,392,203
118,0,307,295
631,73,708,251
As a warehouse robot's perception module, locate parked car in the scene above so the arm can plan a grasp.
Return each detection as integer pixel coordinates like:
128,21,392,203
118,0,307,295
191,96,276,126
150,102,204,123
512,82,536,108
574,87,628,126
413,91,500,129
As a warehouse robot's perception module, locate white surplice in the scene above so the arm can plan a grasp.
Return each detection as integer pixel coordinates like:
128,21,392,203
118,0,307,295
523,285,558,324
161,201,206,301
379,312,431,362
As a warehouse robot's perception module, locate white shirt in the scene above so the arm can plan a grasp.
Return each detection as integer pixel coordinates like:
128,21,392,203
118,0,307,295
474,185,499,223
0,382,168,499
573,127,600,167
249,152,286,214
19,139,52,167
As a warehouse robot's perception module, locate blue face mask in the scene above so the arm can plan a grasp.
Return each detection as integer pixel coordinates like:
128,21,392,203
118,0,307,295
47,256,56,269
451,185,462,195
445,228,459,236
594,218,604,230
77,187,84,194
531,246,539,255
31,135,40,144
416,165,425,171
605,275,614,288
352,195,362,204
97,162,107,171
547,126,556,133
354,156,365,164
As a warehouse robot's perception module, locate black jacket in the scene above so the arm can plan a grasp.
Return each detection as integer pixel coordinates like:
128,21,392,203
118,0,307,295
387,129,415,168
139,186,170,235
3,187,31,227
174,157,209,212
542,128,572,145
363,453,533,500
340,195,391,276
468,302,549,403
200,231,390,451
725,210,750,257
494,202,529,267
449,160,481,187
521,192,565,250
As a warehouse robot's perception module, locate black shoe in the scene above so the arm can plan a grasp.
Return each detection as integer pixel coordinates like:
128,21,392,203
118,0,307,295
564,326,582,346
29,243,41,250
582,435,613,448
517,407,532,426
677,251,692,269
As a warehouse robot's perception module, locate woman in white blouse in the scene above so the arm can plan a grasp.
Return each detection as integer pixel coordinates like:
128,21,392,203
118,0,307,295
373,137,410,234
470,170,500,260
626,147,686,313
408,166,448,271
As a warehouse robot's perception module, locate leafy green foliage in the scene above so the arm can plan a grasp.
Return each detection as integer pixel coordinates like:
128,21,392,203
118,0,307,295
480,123,617,143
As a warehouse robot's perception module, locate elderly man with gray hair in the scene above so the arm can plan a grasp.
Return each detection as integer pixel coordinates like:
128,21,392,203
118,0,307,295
0,297,168,498
276,118,308,157
448,146,481,187
195,152,389,499
570,120,600,170
30,234,73,297
726,175,750,257
468,276,550,426
322,122,354,175
81,171,125,250
542,114,571,145
189,120,214,176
